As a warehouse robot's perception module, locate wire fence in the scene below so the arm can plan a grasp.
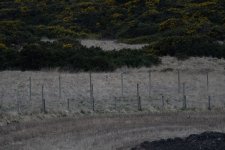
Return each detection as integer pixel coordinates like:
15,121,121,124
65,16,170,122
0,70,225,114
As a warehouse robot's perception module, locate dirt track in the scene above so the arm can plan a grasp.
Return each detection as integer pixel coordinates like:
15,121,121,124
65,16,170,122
1,112,225,150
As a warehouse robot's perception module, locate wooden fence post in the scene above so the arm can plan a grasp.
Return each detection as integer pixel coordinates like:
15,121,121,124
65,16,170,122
67,99,70,111
91,84,95,112
121,73,124,98
183,95,187,110
178,70,181,94
148,70,152,98
42,85,46,113
208,95,211,110
182,83,187,110
161,95,165,109
0,90,3,109
29,77,32,112
89,72,92,102
17,87,21,114
138,96,142,111
59,75,61,99
137,84,142,111
182,82,186,96
206,73,211,111
207,72,209,93
29,77,32,101
114,97,117,110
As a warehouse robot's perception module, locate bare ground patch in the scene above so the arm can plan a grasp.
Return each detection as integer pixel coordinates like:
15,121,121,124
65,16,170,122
0,112,225,150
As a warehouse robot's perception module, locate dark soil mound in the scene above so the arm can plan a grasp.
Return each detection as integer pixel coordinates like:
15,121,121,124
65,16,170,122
132,132,225,150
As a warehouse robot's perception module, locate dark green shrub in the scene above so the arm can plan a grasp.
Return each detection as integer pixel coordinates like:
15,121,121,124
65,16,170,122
150,35,225,58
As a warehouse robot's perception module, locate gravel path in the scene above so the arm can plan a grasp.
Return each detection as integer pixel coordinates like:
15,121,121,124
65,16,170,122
1,112,225,150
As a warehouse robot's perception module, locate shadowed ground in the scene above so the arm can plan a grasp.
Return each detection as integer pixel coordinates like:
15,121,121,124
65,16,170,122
0,111,225,150
132,132,225,150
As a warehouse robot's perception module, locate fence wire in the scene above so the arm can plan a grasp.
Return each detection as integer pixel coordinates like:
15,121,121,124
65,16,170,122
0,71,225,114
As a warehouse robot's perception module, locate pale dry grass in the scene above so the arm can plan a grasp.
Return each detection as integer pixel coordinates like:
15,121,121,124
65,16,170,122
1,57,225,114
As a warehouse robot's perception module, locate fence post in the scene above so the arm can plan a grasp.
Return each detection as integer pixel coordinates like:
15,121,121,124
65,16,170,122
29,77,32,101
206,73,211,111
16,87,21,114
41,85,46,113
29,77,32,112
91,84,95,112
137,84,142,111
183,95,187,110
67,99,70,111
208,95,211,110
182,82,186,96
182,83,187,110
59,75,61,99
121,73,124,98
0,90,3,110
89,72,92,102
178,70,181,94
161,95,165,110
114,97,117,110
148,70,152,98
138,96,142,111
207,72,209,93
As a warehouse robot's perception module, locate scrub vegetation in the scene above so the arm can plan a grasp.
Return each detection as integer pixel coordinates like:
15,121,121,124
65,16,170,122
1,0,225,70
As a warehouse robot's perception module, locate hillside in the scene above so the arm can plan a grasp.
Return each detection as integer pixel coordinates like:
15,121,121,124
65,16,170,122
1,0,225,71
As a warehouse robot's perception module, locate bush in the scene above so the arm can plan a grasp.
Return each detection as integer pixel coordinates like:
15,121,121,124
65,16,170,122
0,48,18,70
1,41,159,71
19,43,47,70
150,35,225,58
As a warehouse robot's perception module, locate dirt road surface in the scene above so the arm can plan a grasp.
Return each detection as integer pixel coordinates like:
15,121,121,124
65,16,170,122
1,112,225,150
